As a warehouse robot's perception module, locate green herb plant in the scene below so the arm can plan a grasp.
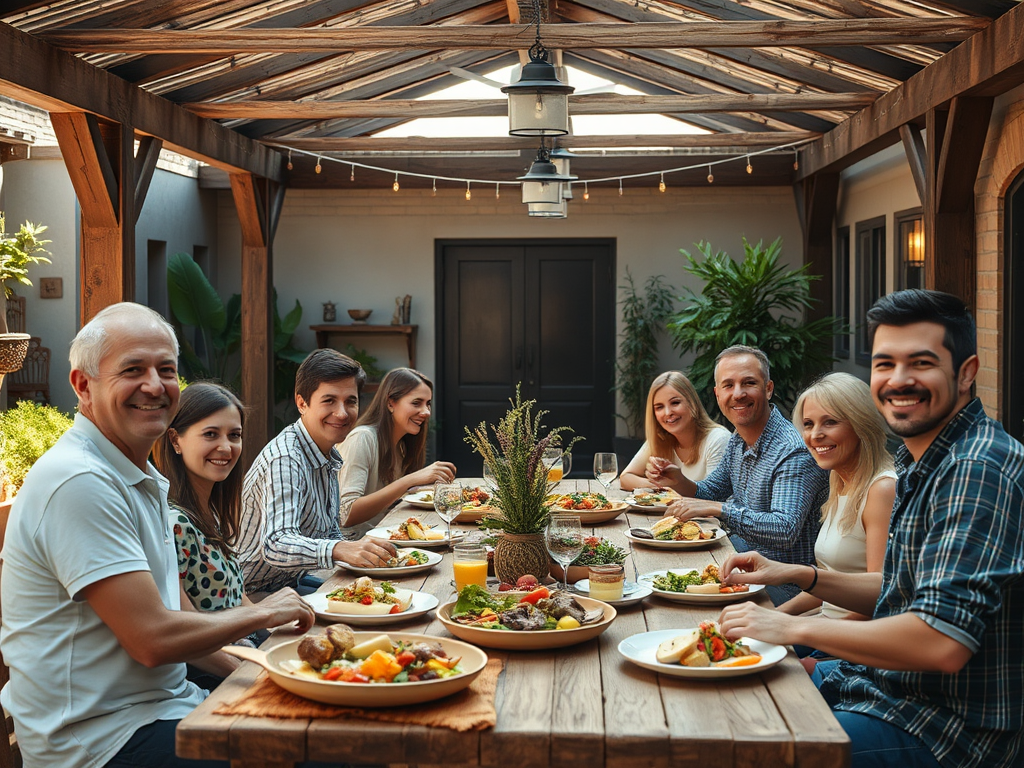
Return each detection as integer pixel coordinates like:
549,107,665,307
0,401,74,499
464,385,580,535
667,238,841,415
572,536,627,567
615,269,675,439
0,214,51,335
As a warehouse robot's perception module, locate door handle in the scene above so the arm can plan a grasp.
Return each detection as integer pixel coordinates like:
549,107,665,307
515,346,523,369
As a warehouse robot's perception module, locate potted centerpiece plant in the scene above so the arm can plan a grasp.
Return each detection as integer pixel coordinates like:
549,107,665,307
464,386,579,584
0,214,51,384
549,535,628,584
0,400,73,547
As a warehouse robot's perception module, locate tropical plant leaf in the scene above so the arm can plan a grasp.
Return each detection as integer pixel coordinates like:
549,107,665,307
168,253,226,333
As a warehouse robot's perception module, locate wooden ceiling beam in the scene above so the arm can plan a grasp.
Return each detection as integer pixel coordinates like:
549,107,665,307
0,20,283,180
186,92,874,119
41,18,988,53
271,131,819,151
797,0,1024,179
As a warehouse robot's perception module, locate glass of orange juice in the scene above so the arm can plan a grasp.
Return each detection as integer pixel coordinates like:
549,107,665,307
544,448,571,483
452,543,489,592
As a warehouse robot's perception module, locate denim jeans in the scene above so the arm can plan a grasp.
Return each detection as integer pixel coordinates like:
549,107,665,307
810,662,941,768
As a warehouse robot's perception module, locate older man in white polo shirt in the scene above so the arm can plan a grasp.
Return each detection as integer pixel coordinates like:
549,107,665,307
0,303,314,768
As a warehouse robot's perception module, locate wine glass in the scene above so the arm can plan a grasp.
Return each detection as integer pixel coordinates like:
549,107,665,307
482,461,498,491
433,481,463,548
594,453,619,495
545,514,584,592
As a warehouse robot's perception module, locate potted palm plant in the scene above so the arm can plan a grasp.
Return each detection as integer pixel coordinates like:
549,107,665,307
464,386,579,583
0,214,51,385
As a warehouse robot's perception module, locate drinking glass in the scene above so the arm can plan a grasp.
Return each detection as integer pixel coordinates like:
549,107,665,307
593,452,619,493
482,462,498,491
452,542,489,592
545,514,584,592
433,481,463,547
544,448,572,483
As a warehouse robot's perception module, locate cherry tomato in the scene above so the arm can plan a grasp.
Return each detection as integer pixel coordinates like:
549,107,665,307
360,595,374,605
710,636,727,662
323,666,344,681
395,651,417,667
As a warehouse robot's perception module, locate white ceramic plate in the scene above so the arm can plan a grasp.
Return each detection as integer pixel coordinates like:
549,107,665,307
366,527,465,549
335,548,442,576
437,596,616,650
400,491,436,509
304,590,439,626
638,570,766,604
223,632,487,706
617,629,787,678
624,527,727,549
572,579,652,607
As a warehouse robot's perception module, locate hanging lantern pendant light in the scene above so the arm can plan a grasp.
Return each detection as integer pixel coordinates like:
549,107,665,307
501,0,574,137
519,144,577,205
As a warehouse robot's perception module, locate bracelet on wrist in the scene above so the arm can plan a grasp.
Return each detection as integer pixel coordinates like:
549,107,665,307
805,564,819,594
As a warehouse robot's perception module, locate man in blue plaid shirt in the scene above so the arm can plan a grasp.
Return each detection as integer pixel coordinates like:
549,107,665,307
718,290,1024,768
654,345,829,604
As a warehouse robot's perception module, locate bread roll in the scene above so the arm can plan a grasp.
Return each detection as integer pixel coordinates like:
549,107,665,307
682,648,711,667
655,629,700,664
685,583,721,594
650,516,679,537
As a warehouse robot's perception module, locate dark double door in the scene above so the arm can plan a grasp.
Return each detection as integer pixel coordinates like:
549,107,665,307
436,239,616,474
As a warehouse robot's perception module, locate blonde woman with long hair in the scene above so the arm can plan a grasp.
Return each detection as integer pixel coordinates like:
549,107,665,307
780,372,896,623
619,371,731,491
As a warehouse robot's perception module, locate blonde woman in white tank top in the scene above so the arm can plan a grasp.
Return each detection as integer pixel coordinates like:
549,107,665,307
779,373,896,666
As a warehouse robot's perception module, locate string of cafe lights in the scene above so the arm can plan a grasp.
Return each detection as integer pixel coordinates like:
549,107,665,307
272,136,814,197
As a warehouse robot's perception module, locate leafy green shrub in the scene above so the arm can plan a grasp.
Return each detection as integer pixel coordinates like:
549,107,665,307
615,269,675,439
667,238,840,415
0,401,73,497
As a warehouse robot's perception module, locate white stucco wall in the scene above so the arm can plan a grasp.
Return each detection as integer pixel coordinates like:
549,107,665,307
216,184,804,435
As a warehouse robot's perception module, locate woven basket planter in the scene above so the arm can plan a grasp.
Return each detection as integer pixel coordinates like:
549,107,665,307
0,333,30,374
493,532,550,584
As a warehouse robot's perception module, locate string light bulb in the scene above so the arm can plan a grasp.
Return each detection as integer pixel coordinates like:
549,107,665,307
350,164,355,182
465,181,472,201
583,182,589,201
618,178,623,197
707,165,714,184
314,155,322,174
393,173,400,192
495,183,500,200
793,150,799,171
432,178,437,197
659,173,666,193
286,150,293,171
746,155,753,174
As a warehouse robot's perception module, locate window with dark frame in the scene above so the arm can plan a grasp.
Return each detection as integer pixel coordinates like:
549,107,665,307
895,208,925,290
834,226,851,359
855,216,886,366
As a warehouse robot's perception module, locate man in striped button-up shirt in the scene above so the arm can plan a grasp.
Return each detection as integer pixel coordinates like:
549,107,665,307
238,349,397,594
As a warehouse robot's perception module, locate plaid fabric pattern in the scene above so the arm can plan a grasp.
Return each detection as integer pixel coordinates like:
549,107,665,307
237,419,347,593
822,399,1024,768
695,405,828,565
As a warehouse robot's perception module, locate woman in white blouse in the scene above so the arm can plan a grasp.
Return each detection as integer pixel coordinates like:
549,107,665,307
619,370,732,491
337,368,456,534
781,372,896,627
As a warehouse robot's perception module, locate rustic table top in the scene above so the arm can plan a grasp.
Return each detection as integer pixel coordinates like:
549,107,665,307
176,479,849,768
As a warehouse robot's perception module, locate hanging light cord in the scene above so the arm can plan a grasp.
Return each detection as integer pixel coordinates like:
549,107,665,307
528,0,547,64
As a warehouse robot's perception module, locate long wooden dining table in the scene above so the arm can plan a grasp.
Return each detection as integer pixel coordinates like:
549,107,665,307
176,479,850,767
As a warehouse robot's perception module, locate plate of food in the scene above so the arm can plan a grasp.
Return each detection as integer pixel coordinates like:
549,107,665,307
617,622,786,678
335,548,441,577
367,517,465,548
400,490,436,510
639,565,765,604
437,584,616,650
544,491,629,524
572,579,652,607
623,488,682,512
304,578,440,626
222,626,488,706
456,486,499,523
625,516,725,549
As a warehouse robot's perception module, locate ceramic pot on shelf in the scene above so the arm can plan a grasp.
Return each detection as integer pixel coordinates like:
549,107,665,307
493,532,550,584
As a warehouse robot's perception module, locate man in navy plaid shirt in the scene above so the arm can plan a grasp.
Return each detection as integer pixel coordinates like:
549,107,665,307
718,290,1024,768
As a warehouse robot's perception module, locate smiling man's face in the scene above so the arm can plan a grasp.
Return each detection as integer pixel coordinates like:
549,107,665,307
870,321,976,459
714,353,773,438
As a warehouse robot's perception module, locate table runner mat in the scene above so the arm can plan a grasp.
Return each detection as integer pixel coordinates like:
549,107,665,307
213,658,503,731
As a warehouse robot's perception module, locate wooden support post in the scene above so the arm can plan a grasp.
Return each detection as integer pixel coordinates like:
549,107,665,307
50,112,137,324
134,136,163,224
923,97,993,309
230,173,284,467
800,173,840,324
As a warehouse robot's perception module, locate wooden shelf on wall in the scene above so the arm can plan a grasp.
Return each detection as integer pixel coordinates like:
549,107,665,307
310,324,418,371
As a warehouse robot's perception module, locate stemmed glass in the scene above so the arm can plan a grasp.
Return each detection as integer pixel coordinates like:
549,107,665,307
593,453,619,495
545,514,584,592
482,462,498,492
433,481,463,549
